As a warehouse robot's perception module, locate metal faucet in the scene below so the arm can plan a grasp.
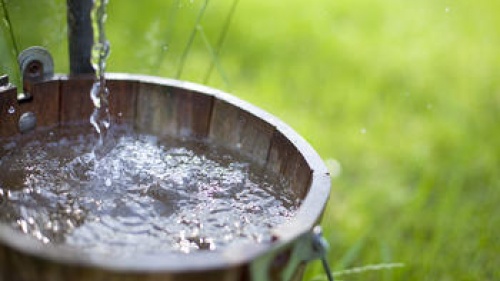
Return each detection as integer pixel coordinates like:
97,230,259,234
67,0,94,75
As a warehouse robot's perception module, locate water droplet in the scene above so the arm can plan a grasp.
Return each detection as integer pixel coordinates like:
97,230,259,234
18,219,28,233
445,7,450,13
427,103,433,110
162,45,169,51
7,105,15,114
103,120,110,129
118,112,123,117
360,128,367,134
90,82,102,108
325,159,342,178
105,178,112,187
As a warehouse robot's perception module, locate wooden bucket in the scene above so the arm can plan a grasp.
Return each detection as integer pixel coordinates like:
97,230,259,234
0,73,330,281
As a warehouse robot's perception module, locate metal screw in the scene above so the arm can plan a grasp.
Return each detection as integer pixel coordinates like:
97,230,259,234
26,60,44,80
18,112,37,133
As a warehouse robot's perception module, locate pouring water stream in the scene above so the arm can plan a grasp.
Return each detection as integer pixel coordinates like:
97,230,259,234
89,0,111,154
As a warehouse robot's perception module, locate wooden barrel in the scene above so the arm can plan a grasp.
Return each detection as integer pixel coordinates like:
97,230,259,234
0,74,330,281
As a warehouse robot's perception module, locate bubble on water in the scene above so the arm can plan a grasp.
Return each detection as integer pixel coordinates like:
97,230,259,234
7,105,15,114
105,178,112,187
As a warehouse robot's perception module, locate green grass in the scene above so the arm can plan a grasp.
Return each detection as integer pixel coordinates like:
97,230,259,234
2,0,500,280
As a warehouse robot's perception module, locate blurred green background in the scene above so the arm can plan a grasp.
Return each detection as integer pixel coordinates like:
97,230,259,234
1,0,499,280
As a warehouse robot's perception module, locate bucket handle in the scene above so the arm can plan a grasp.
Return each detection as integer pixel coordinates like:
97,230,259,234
250,226,334,281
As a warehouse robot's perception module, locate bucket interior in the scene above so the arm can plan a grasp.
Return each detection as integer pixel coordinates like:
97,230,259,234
0,74,330,280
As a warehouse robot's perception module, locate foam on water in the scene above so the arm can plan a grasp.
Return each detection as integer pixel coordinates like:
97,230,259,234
0,126,298,255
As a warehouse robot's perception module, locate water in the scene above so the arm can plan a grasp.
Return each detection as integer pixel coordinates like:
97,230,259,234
0,125,299,255
89,0,111,150
7,105,15,114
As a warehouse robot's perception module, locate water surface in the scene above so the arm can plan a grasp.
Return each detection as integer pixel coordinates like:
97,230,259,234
0,125,298,256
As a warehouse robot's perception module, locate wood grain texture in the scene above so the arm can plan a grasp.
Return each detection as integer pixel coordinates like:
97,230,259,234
267,131,311,199
136,82,176,136
209,100,274,166
26,80,60,129
59,76,94,125
136,82,213,138
107,79,138,125
174,87,213,138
